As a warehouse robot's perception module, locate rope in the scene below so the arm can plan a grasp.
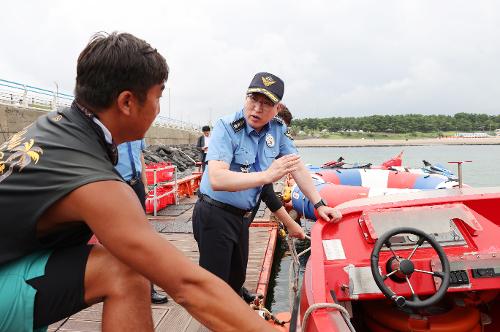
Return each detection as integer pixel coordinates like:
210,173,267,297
301,303,351,332
286,230,355,332
286,232,311,313
53,316,71,331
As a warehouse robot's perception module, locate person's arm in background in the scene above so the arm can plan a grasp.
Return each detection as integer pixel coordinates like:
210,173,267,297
260,183,305,239
141,153,148,194
140,139,148,194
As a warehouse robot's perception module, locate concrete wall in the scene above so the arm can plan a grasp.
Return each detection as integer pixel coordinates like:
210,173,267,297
0,103,200,145
0,104,47,143
146,125,199,146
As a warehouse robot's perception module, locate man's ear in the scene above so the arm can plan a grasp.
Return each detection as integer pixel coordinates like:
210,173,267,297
116,91,134,116
272,105,279,117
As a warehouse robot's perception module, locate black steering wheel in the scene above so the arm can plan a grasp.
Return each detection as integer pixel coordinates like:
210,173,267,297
370,227,450,309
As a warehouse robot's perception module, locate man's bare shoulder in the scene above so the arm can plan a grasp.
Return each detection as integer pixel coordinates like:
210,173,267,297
37,180,141,235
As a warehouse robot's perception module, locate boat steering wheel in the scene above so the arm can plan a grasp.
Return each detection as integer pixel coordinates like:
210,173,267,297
370,227,451,309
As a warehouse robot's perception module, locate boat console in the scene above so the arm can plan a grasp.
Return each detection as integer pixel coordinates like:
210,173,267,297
301,187,500,331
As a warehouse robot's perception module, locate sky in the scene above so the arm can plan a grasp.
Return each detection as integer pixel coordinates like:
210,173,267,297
1,0,499,126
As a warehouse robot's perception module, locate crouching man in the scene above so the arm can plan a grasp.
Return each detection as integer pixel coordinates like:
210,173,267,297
0,32,276,332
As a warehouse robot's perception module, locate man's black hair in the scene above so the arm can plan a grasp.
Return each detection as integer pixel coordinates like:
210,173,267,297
202,126,211,132
75,32,169,111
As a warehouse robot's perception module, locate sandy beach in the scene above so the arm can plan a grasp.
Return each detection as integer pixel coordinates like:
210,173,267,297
294,137,500,147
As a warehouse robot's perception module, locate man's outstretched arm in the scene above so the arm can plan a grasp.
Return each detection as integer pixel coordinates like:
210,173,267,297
68,181,275,332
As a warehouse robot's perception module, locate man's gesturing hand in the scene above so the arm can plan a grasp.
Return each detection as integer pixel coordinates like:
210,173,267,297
265,154,301,182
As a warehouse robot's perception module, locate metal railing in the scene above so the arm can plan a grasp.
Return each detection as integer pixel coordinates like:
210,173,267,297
0,78,73,110
0,78,201,131
154,115,201,131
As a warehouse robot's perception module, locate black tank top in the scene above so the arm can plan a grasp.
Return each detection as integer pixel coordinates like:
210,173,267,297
0,105,123,265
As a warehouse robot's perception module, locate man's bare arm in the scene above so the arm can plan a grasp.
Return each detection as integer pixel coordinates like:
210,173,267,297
56,181,274,332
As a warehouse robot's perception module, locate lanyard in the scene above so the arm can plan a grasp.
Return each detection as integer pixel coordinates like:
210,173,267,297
72,101,118,165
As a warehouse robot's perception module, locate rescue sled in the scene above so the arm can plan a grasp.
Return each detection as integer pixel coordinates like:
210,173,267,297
290,166,459,220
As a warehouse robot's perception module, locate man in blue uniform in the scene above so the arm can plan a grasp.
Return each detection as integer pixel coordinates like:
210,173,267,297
193,72,342,296
115,139,169,304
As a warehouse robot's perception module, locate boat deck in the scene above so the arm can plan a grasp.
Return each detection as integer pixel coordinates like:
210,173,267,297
48,196,278,332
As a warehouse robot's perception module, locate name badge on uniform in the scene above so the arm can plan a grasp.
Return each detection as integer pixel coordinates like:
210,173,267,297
265,133,275,148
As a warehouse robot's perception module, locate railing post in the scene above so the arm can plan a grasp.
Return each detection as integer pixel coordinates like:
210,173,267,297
53,82,59,111
174,165,178,205
153,168,158,216
448,161,472,188
22,85,28,106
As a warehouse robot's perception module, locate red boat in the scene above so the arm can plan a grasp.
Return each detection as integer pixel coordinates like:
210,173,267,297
295,187,500,331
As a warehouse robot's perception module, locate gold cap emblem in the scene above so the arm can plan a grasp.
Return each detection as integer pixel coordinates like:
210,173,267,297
261,76,276,87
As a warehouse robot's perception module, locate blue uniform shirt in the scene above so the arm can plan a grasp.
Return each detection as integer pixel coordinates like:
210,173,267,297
115,139,146,181
200,109,297,210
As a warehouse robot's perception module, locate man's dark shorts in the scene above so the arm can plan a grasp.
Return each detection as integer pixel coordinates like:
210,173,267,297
0,245,92,331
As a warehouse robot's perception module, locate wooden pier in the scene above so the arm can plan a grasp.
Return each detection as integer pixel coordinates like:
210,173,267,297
48,196,279,332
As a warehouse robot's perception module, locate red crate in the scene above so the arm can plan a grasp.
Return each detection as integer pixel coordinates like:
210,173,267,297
145,162,174,184
162,186,175,205
145,193,162,213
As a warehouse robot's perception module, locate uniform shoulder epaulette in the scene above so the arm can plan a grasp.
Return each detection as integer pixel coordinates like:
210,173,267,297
231,117,245,132
273,116,284,125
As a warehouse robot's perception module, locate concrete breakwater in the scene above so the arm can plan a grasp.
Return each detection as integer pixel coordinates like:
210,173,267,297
0,104,202,179
0,103,201,146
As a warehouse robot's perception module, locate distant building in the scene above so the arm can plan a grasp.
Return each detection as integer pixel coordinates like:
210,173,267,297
455,132,491,138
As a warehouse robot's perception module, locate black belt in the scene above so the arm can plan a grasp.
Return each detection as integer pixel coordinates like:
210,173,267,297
127,176,142,186
198,193,253,218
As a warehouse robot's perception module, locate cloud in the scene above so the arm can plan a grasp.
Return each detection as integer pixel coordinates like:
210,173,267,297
1,0,499,125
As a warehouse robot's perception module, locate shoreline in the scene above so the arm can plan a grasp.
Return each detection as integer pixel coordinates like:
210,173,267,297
294,137,500,147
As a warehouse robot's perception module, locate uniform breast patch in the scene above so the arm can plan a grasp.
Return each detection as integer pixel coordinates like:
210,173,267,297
231,118,245,132
265,133,275,147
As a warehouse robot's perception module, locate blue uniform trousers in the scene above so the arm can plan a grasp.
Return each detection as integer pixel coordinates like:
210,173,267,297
192,199,251,294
